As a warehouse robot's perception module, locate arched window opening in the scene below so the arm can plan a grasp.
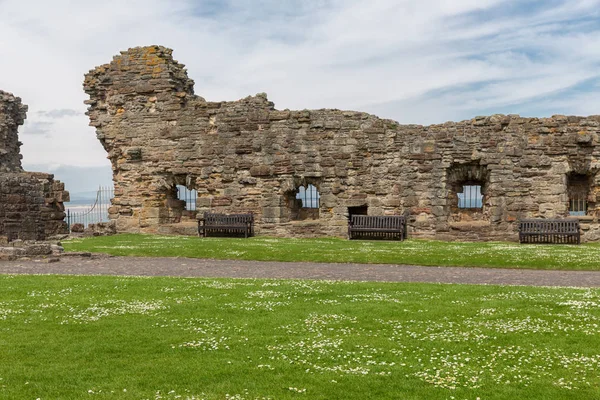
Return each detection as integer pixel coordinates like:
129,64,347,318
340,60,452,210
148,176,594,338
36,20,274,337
164,178,198,224
458,185,483,210
176,185,197,211
446,162,489,223
296,184,320,209
286,183,321,221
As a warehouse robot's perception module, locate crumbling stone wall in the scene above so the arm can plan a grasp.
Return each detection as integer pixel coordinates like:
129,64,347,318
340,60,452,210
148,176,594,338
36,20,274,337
84,46,600,241
0,90,69,241
0,90,27,172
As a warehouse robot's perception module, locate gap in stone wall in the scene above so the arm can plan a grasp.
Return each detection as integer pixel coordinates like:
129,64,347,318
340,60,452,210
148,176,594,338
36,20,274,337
567,172,594,216
348,205,369,219
164,174,198,224
447,162,489,223
285,180,321,221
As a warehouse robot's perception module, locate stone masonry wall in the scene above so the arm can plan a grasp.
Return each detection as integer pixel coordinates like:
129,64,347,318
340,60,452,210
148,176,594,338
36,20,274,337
0,91,69,242
84,46,600,241
0,90,26,172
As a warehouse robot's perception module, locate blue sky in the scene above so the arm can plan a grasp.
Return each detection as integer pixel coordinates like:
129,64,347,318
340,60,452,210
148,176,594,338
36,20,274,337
0,0,599,192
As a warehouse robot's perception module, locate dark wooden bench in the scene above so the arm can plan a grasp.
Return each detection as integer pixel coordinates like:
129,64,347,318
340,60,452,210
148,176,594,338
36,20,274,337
198,213,254,238
519,219,580,244
348,215,406,240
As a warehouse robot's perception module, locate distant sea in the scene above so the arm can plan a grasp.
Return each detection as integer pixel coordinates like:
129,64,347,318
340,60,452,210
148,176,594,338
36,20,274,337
64,190,112,226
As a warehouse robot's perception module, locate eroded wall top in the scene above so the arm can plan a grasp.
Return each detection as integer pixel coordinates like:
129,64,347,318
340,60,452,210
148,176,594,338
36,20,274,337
0,90,26,172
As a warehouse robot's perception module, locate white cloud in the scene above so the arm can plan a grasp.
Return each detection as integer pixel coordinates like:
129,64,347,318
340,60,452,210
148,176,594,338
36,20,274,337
0,0,599,170
36,109,80,118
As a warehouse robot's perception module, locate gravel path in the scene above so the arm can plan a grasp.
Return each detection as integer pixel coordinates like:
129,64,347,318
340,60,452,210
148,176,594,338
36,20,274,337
0,255,599,287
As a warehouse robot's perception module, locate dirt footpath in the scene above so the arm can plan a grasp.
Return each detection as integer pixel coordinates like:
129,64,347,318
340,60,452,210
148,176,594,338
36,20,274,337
0,255,599,287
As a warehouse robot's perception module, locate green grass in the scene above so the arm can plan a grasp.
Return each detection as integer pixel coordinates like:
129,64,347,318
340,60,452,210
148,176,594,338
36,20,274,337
0,275,598,399
63,234,600,270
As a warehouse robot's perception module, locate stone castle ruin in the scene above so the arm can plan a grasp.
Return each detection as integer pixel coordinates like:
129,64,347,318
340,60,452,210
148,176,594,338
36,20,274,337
84,45,600,242
0,90,69,242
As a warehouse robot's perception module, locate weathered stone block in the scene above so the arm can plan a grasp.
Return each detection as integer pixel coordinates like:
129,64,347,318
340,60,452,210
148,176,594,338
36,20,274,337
212,196,232,206
249,165,272,177
127,148,142,161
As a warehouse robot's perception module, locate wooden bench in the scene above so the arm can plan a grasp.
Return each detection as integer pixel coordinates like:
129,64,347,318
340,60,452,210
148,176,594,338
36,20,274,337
518,219,580,244
198,213,254,238
348,215,406,240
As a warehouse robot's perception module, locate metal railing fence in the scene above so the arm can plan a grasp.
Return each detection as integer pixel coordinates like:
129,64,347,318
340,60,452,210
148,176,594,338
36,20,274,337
569,196,588,216
66,186,114,229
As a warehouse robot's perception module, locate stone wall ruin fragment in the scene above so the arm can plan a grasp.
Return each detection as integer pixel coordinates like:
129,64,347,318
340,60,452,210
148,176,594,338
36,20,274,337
84,45,600,241
0,90,69,242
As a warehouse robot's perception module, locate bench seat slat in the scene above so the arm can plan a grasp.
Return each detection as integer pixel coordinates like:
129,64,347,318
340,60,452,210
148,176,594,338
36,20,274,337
350,228,404,233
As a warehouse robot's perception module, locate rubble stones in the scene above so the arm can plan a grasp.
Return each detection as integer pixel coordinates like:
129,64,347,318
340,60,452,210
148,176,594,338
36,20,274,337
0,239,63,261
84,222,116,237
84,46,600,242
70,223,84,233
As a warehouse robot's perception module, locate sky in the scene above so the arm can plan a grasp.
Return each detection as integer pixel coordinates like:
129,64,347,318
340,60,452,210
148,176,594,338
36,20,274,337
1,0,600,193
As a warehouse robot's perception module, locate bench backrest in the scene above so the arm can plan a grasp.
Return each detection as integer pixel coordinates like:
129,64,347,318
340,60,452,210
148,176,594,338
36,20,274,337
519,219,579,233
204,213,254,226
351,215,405,229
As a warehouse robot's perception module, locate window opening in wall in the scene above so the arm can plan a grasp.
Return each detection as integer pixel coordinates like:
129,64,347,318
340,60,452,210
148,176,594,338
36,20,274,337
348,205,368,219
296,184,320,209
176,185,197,211
286,183,321,221
569,197,587,216
458,185,483,209
567,173,591,217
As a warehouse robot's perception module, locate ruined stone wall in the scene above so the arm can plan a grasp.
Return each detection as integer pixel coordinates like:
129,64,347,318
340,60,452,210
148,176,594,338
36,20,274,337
0,90,26,172
0,91,69,241
84,46,600,241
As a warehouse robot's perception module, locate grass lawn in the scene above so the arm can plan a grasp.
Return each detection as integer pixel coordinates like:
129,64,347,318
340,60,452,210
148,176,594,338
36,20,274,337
63,234,600,271
0,275,599,399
